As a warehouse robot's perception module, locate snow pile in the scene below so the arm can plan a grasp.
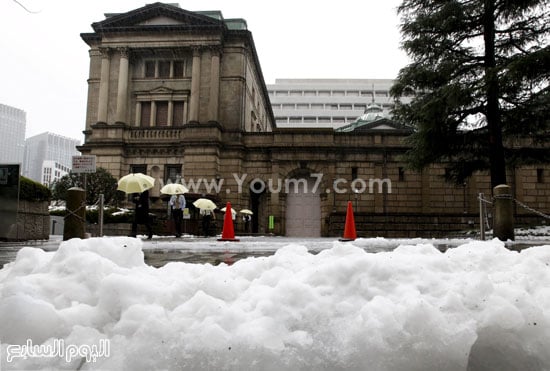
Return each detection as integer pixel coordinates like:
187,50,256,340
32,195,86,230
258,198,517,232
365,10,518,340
1,237,550,370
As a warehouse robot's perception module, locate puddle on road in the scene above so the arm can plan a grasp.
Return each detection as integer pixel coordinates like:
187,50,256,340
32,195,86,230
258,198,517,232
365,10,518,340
143,250,276,267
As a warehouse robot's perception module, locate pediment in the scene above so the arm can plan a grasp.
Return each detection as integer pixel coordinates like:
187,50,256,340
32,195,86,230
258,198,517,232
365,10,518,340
150,86,175,94
92,2,223,32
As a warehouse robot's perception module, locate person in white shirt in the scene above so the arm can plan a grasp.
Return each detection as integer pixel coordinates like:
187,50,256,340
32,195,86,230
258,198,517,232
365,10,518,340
169,193,186,237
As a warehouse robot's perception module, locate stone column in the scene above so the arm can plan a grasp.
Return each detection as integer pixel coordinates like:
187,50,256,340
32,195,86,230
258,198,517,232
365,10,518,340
189,47,201,123
208,47,221,122
493,184,515,241
168,101,174,126
97,47,111,124
115,47,130,124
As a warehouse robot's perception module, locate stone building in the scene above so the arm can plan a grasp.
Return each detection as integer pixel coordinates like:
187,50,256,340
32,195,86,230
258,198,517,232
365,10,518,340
78,3,550,238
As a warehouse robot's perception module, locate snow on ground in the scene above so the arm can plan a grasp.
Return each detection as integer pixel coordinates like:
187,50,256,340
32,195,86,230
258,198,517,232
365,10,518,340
1,236,550,370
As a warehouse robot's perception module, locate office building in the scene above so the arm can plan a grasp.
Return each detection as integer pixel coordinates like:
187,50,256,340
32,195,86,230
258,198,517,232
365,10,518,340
267,78,412,129
24,132,80,184
0,103,26,165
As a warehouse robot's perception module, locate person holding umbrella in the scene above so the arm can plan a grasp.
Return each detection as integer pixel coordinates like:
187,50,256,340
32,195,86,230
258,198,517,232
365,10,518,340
117,173,155,240
193,198,217,237
131,189,153,239
169,192,186,238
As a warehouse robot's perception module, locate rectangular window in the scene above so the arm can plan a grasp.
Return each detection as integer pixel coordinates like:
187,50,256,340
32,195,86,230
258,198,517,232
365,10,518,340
173,61,184,78
537,168,544,183
141,102,151,127
165,165,182,184
156,101,169,126
158,61,170,78
173,101,185,126
131,165,147,174
145,61,155,78
399,167,405,181
352,167,358,181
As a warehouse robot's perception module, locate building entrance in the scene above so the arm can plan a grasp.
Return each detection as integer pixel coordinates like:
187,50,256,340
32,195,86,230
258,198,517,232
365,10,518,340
285,177,321,237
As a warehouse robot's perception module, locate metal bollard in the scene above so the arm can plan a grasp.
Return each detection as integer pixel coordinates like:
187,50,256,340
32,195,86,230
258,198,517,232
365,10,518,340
493,184,514,241
63,187,86,240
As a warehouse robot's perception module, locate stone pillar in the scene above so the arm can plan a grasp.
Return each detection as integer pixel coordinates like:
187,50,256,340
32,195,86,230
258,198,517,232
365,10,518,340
270,162,281,235
208,47,221,122
115,47,130,124
63,187,86,240
189,47,201,123
97,47,111,124
493,184,514,241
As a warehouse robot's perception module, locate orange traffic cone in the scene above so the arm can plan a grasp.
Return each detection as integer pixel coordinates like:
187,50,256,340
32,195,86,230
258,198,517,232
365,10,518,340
339,201,357,241
218,202,240,242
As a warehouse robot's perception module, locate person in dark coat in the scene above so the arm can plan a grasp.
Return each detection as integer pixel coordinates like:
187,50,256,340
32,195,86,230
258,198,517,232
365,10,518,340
131,189,153,239
200,208,214,237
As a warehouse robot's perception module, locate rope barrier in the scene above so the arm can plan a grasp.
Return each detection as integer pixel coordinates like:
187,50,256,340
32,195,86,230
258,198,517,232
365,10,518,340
63,201,87,223
478,194,493,205
479,193,549,220
513,198,550,220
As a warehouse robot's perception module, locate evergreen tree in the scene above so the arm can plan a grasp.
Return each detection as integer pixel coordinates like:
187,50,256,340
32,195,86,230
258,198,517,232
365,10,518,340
391,0,550,188
51,167,123,205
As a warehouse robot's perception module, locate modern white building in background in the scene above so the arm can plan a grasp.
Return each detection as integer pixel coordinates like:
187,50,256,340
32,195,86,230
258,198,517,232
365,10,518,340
0,103,26,164
24,132,80,186
267,78,412,129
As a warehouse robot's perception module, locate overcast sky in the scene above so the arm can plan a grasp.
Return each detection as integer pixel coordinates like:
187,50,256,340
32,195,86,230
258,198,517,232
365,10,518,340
0,0,409,143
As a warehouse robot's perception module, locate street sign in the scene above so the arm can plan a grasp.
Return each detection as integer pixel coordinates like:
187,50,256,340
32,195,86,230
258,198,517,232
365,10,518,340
72,155,97,174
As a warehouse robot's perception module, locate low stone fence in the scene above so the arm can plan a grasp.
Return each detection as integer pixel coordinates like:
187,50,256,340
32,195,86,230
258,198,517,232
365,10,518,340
3,200,50,241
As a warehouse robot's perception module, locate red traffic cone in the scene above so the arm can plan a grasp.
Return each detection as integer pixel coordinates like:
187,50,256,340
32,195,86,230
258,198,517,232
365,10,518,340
218,202,240,242
339,201,357,241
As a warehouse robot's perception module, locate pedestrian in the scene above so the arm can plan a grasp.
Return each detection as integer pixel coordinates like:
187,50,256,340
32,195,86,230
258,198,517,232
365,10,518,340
201,208,214,237
243,214,251,233
169,192,186,237
131,189,153,239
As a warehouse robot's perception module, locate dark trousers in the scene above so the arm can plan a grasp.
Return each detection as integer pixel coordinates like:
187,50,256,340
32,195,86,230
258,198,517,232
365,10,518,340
202,215,212,237
132,211,152,239
172,208,183,237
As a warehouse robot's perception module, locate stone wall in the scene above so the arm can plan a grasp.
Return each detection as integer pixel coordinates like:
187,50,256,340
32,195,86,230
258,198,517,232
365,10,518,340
4,200,50,241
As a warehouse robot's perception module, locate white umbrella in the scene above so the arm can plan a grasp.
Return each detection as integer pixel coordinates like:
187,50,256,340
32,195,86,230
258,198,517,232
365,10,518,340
117,173,155,194
240,209,253,215
193,198,217,210
160,183,189,195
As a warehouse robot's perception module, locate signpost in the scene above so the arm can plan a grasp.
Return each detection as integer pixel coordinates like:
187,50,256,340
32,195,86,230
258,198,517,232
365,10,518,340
72,155,96,174
71,155,96,194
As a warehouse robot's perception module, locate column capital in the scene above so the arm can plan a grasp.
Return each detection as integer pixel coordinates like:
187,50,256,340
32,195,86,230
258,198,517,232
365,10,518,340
191,46,202,57
207,45,222,57
117,47,130,59
98,47,111,58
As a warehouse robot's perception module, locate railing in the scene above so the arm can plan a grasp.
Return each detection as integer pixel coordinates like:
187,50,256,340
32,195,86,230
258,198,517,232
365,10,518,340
127,128,184,141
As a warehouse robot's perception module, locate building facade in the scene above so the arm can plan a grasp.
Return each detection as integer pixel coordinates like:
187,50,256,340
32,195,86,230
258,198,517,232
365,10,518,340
78,3,550,238
23,132,80,185
267,79,412,129
0,103,26,165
